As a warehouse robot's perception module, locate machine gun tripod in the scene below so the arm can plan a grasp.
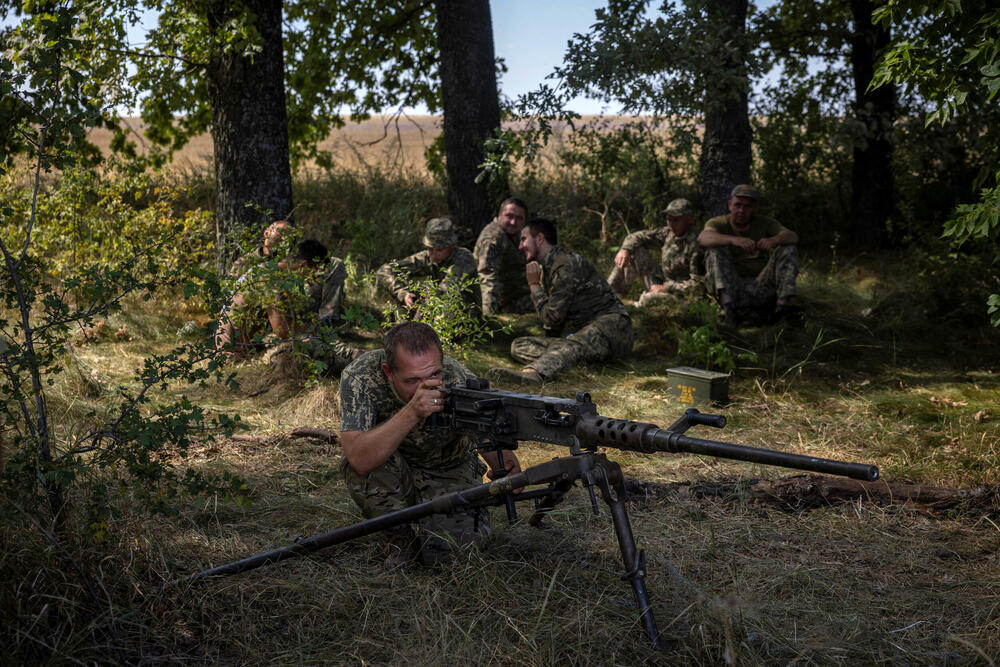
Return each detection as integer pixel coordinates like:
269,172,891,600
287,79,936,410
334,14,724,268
183,378,878,651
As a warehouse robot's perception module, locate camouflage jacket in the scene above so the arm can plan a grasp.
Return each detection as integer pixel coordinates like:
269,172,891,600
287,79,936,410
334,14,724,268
474,220,530,315
534,245,629,337
704,213,790,276
376,247,479,305
339,349,477,471
622,226,705,288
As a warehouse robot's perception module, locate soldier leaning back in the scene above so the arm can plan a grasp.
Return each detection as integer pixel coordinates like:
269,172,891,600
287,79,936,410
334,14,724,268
474,197,533,316
339,321,521,565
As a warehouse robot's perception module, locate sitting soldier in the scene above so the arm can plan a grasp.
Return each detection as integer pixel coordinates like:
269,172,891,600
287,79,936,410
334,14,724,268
489,218,634,384
376,217,480,311
608,197,705,306
473,197,533,316
697,184,800,326
216,221,358,371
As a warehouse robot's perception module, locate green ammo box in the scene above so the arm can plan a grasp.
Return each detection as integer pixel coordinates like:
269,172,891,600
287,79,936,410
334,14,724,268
666,366,730,405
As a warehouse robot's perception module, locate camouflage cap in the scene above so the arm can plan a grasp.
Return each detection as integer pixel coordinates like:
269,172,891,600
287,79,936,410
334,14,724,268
663,198,694,216
423,217,457,248
730,184,760,200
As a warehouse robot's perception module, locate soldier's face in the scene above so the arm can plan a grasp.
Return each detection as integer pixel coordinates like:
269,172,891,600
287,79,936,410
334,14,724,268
518,229,542,261
498,203,527,235
728,196,757,231
667,214,693,237
263,221,292,255
383,347,443,403
427,245,454,265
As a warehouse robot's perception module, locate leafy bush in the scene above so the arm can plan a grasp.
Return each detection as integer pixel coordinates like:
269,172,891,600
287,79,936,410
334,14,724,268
1,157,214,280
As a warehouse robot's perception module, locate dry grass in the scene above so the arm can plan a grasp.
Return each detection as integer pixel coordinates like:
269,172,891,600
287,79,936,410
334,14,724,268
5,240,1000,664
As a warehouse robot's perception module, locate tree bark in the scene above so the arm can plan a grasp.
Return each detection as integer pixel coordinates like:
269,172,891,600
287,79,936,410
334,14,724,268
850,0,895,248
433,0,504,242
699,0,753,218
205,0,294,272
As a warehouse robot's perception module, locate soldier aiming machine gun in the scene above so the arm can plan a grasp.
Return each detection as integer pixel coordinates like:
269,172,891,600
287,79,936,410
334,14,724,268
185,378,879,651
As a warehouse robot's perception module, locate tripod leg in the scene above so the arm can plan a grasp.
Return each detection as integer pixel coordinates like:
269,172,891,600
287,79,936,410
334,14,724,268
597,464,670,652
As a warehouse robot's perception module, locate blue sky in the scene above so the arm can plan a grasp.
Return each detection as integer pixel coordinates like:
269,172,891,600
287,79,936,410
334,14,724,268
491,0,610,115
0,1,623,114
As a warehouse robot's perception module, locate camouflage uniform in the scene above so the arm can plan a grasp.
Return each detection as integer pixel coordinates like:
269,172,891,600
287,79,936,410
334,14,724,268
703,213,799,309
376,246,479,308
377,219,480,310
224,254,358,372
473,219,532,315
608,227,705,305
339,350,489,557
511,246,634,380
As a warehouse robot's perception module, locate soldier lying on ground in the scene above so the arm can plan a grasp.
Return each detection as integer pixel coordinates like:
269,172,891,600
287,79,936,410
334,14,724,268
697,184,801,326
488,218,634,385
608,197,705,306
339,321,521,565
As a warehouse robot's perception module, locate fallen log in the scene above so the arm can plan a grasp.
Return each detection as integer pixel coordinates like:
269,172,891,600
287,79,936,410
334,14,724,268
625,475,998,513
230,427,339,446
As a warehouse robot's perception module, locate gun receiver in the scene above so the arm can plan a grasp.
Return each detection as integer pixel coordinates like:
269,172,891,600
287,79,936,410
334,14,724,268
184,377,879,652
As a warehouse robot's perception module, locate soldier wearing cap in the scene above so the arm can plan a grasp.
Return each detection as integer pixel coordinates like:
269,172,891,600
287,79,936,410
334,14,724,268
376,217,480,310
608,197,705,306
698,184,800,325
473,197,533,316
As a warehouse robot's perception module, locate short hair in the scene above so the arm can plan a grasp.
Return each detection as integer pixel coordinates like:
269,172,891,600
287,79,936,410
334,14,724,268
498,197,528,216
524,217,557,246
296,238,328,266
383,321,443,371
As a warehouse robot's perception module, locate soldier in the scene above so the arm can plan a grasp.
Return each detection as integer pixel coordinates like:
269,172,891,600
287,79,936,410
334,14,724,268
489,218,634,384
216,221,354,367
608,197,705,306
339,321,521,565
697,184,800,326
473,197,532,316
376,217,479,311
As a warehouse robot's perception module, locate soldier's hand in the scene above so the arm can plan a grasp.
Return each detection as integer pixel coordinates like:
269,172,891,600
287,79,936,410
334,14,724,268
647,283,668,294
525,261,543,287
614,248,631,269
409,379,444,419
403,292,419,308
756,236,779,251
732,236,757,252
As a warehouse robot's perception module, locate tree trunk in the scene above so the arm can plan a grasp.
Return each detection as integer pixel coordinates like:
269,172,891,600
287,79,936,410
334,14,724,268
433,0,504,242
850,0,895,248
700,0,753,218
205,0,294,272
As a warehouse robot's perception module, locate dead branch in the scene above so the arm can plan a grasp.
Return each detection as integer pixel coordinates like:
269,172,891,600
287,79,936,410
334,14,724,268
231,427,339,446
625,474,999,514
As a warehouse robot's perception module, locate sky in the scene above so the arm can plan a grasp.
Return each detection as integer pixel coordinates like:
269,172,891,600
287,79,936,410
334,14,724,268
490,0,610,115
2,1,613,115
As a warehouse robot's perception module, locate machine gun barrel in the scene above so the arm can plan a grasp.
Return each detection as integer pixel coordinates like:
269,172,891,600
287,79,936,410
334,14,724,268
576,411,878,482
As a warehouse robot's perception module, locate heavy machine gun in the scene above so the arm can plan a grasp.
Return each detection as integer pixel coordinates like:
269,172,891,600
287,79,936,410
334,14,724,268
184,378,878,651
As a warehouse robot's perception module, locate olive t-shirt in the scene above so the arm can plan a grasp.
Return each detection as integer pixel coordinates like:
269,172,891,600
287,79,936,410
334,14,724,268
704,213,789,276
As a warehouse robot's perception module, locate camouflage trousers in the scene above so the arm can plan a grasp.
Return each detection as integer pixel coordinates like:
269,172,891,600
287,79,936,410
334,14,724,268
511,313,634,380
704,245,799,309
342,452,489,560
607,246,663,295
608,247,703,307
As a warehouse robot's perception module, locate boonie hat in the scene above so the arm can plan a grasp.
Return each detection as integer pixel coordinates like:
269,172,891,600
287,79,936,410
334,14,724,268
423,217,457,248
663,198,694,216
730,184,760,200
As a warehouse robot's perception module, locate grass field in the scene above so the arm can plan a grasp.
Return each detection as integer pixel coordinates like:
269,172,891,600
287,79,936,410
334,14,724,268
4,119,999,663
7,247,998,665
